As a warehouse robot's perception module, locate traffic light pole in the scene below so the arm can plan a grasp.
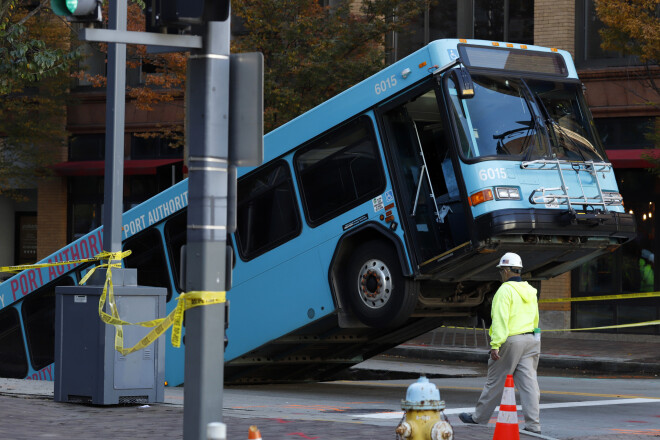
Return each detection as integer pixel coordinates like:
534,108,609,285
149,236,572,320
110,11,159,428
102,0,126,256
78,3,257,438
183,19,231,440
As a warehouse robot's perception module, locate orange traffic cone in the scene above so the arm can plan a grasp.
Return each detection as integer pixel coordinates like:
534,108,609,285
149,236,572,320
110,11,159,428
493,374,519,440
248,425,263,440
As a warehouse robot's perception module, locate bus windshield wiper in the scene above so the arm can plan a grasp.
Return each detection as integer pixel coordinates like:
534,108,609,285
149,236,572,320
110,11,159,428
519,80,551,162
527,86,588,161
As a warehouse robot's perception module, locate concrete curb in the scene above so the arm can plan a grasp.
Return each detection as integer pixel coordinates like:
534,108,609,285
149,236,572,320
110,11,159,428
385,346,660,375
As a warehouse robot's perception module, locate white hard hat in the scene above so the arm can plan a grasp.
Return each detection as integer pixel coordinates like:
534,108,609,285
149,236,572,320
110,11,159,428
496,252,523,269
641,249,655,264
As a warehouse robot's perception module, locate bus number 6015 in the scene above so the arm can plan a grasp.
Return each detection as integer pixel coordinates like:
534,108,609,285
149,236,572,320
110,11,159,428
375,74,397,95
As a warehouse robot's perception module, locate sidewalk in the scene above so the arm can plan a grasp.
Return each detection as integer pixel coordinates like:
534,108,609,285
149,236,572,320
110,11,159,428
387,328,660,375
0,378,537,440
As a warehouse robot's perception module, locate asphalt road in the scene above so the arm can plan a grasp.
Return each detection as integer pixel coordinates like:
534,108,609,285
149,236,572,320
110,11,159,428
1,360,658,439
221,371,660,439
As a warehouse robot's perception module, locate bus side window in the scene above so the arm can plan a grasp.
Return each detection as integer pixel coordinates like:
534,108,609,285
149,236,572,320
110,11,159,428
0,307,28,378
294,116,385,226
417,121,449,199
442,159,460,201
123,229,172,301
21,276,75,371
236,160,301,261
164,211,187,295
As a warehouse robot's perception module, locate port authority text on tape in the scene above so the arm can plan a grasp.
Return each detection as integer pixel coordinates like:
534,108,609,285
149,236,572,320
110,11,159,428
0,251,120,274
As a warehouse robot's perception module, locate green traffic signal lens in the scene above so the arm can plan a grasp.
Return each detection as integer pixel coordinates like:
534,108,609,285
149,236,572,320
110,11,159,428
65,0,77,13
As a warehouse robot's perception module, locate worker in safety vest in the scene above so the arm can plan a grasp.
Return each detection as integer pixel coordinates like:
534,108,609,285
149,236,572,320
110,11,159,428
459,252,541,434
640,249,654,292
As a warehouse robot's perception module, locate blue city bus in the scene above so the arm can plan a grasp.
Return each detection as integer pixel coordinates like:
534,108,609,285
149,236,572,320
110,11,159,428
0,39,635,385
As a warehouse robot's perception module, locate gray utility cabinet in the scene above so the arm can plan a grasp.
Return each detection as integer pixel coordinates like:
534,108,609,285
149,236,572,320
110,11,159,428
54,269,166,405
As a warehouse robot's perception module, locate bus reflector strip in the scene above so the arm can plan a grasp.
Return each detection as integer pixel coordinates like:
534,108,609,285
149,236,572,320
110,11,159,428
469,189,494,206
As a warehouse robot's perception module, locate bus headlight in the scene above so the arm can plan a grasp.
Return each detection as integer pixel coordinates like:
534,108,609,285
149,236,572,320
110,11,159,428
603,191,623,205
494,187,521,200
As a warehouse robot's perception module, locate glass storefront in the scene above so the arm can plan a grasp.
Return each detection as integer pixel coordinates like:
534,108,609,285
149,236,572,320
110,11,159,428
572,169,659,334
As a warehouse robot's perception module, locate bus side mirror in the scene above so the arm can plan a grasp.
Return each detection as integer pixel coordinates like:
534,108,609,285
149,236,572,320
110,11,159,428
452,67,475,99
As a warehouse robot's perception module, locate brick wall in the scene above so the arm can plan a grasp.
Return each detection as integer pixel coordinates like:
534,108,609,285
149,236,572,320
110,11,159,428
37,177,68,260
540,272,571,312
534,0,577,318
534,0,575,57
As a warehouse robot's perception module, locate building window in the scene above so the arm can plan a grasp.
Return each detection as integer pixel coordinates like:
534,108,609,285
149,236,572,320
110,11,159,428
571,169,659,334
15,212,37,265
595,117,655,150
472,0,534,43
69,133,183,161
236,161,302,260
392,0,533,61
130,135,182,159
294,116,385,226
395,2,457,61
69,134,105,161
575,0,632,67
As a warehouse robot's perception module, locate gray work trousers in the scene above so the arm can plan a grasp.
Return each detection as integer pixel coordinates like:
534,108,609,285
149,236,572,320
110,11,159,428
473,334,541,432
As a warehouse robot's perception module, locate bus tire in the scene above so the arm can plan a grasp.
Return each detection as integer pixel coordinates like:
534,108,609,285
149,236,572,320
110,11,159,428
343,240,418,328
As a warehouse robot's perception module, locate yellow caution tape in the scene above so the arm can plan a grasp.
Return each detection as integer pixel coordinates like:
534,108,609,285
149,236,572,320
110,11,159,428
87,251,226,355
539,291,660,303
3,250,226,356
441,320,660,333
541,320,660,332
100,290,226,356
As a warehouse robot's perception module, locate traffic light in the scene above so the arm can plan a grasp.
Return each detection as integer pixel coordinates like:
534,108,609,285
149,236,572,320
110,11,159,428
146,0,229,31
51,0,102,22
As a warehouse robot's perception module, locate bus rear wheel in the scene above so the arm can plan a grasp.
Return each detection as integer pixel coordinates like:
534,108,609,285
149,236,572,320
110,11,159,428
344,241,418,328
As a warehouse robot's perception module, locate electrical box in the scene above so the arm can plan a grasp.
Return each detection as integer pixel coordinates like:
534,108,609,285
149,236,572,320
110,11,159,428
54,269,166,405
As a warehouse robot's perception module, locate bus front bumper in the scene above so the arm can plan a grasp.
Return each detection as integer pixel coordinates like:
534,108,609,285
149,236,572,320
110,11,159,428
474,208,636,242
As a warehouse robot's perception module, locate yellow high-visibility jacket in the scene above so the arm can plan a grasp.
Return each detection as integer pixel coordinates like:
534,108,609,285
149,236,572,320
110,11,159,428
489,280,539,350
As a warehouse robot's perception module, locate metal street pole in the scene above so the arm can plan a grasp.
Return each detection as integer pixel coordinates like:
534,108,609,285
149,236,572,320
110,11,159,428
183,18,230,440
102,0,127,257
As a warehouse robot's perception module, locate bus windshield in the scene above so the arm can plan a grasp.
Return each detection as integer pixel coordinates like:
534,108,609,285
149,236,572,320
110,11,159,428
447,72,606,162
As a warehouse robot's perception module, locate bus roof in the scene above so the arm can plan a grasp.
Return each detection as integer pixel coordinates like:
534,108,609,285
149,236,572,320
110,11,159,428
245,38,576,176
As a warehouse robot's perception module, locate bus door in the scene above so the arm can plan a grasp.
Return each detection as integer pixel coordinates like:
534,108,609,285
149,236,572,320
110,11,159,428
378,84,469,274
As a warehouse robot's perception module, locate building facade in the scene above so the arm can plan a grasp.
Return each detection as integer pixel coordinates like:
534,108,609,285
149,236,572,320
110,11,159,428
5,0,657,333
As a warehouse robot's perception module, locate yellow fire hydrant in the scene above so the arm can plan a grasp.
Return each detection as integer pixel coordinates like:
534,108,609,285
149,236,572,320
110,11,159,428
395,376,453,440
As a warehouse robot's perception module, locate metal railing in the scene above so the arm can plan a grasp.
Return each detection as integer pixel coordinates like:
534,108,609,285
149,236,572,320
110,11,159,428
521,159,620,213
429,318,491,348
